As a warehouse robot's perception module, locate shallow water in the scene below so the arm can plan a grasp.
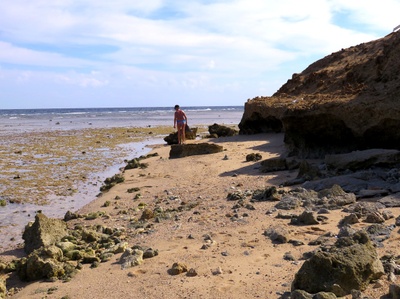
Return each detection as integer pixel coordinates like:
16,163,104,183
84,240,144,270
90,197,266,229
0,106,244,252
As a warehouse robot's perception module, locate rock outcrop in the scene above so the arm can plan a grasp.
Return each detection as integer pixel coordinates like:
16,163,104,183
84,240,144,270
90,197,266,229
292,231,384,296
22,213,68,254
239,31,400,158
164,126,198,145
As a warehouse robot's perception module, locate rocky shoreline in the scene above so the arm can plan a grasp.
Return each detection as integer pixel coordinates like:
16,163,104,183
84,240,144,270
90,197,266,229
1,129,400,298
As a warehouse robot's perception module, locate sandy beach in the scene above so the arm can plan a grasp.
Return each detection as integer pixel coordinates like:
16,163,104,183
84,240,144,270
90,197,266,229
2,131,399,299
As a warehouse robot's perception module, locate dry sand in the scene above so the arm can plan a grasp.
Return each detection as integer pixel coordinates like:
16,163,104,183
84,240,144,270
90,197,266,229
3,133,400,299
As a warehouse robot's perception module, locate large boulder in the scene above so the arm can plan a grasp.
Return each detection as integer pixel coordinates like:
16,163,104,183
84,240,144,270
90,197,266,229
208,123,238,137
23,213,68,254
169,143,223,158
239,31,400,158
164,126,198,145
292,231,384,296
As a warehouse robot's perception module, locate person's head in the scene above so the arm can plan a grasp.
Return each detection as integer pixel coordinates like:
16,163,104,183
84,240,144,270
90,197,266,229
174,105,180,110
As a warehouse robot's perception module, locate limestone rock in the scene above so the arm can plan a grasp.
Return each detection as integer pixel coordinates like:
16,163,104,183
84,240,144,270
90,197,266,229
23,213,68,254
239,32,400,158
325,149,400,172
164,126,197,145
292,231,384,296
0,276,6,299
16,245,76,281
119,248,144,269
169,143,223,159
208,123,238,137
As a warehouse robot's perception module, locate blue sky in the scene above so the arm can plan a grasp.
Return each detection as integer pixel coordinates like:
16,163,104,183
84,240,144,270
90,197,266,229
0,0,399,109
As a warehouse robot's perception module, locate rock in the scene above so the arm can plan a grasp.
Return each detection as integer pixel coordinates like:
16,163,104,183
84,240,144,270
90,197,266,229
169,143,223,159
208,123,238,137
264,226,291,244
325,149,400,172
339,214,359,226
119,248,144,269
275,196,302,210
313,292,337,299
251,186,281,202
292,231,384,296
187,268,198,277
169,262,188,275
0,276,6,299
389,284,400,299
246,153,262,162
290,289,313,299
260,157,287,172
164,126,198,145
364,211,385,224
23,213,68,254
291,211,319,225
378,194,400,207
297,160,323,181
239,32,400,158
16,245,77,281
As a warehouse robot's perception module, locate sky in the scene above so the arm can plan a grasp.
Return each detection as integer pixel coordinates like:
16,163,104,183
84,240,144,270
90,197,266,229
0,0,399,109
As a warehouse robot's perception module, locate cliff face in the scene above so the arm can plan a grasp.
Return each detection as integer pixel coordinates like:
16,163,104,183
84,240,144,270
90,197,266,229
239,31,400,157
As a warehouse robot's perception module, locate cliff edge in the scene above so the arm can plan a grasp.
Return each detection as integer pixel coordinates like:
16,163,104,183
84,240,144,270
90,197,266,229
239,31,400,158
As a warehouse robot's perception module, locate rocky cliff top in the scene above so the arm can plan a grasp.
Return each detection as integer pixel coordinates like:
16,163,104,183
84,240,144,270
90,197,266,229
239,31,400,158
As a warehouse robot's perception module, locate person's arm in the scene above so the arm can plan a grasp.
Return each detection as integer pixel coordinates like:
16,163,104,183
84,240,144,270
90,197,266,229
183,111,188,124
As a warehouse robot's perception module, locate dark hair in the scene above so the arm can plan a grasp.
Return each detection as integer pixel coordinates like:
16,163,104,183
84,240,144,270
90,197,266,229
174,105,180,109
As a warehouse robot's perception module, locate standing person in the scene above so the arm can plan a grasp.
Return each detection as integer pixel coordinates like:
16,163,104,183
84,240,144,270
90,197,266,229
174,105,188,144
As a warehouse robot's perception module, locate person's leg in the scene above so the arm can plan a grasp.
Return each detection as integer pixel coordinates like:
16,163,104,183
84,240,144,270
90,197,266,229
177,125,182,144
181,123,186,143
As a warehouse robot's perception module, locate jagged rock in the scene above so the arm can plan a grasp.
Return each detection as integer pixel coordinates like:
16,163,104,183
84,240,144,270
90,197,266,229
169,143,223,158
275,196,302,210
239,32,400,158
163,126,198,145
291,211,319,225
23,213,68,254
364,211,385,223
264,226,291,244
339,214,359,226
119,248,144,269
0,276,6,299
208,123,238,137
292,231,384,296
16,245,77,281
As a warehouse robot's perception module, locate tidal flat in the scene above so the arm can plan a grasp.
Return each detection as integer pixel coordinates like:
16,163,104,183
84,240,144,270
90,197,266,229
0,125,173,250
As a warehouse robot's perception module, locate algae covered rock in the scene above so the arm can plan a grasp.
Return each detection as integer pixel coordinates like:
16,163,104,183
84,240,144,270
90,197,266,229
23,213,68,254
16,245,77,281
292,231,384,296
0,276,6,299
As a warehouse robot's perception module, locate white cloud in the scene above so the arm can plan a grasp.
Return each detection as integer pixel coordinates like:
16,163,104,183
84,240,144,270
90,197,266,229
0,0,397,108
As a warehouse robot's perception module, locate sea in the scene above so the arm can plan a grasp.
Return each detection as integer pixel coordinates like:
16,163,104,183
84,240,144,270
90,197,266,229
0,106,244,251
0,106,243,133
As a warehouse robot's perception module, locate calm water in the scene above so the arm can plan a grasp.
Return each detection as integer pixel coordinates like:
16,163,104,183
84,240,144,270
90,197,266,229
0,106,244,133
0,106,244,252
